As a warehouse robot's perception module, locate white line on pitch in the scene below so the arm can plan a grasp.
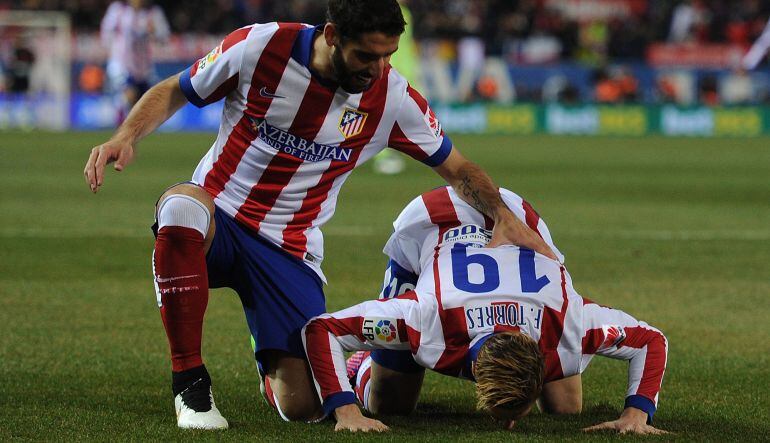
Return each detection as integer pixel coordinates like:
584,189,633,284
1,227,769,241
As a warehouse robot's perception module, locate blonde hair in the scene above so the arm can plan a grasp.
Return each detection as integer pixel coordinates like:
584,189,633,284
474,331,544,420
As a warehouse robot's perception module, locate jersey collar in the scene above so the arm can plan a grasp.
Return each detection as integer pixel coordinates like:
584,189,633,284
463,333,494,381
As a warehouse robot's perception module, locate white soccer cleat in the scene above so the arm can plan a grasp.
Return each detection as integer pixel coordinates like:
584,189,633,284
174,379,229,430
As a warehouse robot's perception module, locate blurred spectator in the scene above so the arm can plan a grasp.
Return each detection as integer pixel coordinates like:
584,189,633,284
699,74,719,105
721,70,754,104
668,0,710,43
593,67,639,104
656,76,679,103
101,0,169,122
6,36,34,93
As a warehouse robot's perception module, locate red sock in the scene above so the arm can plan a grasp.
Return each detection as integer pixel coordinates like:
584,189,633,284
153,225,209,372
263,376,277,409
355,364,372,406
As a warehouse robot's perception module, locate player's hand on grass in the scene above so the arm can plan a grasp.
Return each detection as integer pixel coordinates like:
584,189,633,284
333,404,389,433
487,212,558,261
583,407,669,435
84,139,135,193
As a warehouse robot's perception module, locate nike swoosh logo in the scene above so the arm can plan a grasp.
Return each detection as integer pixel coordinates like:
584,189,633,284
155,274,200,283
259,86,285,99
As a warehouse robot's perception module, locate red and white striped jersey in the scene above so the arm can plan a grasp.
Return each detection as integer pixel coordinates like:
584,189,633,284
100,2,170,81
179,23,452,279
383,186,565,279
303,189,668,418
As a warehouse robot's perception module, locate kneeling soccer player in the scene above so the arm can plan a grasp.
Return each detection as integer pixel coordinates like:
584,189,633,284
302,186,669,434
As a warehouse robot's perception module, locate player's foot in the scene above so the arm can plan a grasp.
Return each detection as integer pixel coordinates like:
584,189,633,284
346,351,371,384
172,366,228,430
174,377,229,430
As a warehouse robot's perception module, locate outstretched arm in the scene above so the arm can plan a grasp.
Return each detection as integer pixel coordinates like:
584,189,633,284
579,301,669,434
302,297,417,432
433,149,558,260
83,74,188,192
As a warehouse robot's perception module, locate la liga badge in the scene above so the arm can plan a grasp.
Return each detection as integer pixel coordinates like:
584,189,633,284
362,317,399,344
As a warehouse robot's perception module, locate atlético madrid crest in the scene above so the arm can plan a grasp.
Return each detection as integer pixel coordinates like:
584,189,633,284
338,107,368,139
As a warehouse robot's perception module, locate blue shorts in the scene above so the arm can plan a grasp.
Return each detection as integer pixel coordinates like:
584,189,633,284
153,192,326,372
206,208,326,369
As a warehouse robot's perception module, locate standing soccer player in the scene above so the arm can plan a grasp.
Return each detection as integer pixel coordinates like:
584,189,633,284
84,0,556,430
100,0,170,123
303,186,669,434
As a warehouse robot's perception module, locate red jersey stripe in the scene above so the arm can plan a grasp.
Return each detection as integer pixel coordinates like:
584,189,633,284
222,26,251,52
387,122,430,162
203,74,239,104
304,322,343,398
433,306,470,375
236,76,337,231
619,326,667,400
202,24,300,199
540,266,569,381
421,186,463,243
407,85,428,114
522,199,544,239
281,74,390,257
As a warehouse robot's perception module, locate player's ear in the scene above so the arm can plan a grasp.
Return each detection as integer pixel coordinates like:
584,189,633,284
323,23,338,47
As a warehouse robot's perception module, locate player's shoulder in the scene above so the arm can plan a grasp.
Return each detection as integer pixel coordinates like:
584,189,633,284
392,192,432,229
386,65,409,92
236,22,307,44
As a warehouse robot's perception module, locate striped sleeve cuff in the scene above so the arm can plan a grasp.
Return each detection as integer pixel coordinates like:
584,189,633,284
624,394,656,423
322,391,357,417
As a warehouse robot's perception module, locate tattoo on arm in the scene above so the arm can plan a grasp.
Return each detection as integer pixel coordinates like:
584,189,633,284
457,165,503,218
459,175,490,216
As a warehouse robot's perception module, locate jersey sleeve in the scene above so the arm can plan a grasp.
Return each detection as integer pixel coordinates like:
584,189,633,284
579,301,668,422
178,26,253,107
387,85,453,167
302,296,418,416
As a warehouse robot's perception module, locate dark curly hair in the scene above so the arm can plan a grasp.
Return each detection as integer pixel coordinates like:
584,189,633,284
326,0,406,42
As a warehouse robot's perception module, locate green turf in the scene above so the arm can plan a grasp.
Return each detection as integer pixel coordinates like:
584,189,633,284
1,131,768,441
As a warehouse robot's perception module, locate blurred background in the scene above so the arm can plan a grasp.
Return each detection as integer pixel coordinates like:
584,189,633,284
1,0,770,135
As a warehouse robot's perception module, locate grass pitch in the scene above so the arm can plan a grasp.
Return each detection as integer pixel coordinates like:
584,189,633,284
1,131,769,441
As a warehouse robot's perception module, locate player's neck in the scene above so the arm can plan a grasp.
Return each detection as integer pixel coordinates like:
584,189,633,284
310,32,336,83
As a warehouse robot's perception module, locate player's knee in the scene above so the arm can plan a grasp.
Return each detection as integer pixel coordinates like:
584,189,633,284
158,184,215,217
368,398,416,416
156,185,215,239
543,401,582,415
274,393,323,422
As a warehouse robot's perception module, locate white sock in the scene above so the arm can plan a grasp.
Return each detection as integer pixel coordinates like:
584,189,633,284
157,194,210,237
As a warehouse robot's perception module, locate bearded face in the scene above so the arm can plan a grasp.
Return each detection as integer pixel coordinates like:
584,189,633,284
329,32,400,94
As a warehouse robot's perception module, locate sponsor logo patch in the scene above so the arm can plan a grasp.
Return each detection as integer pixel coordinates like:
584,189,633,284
427,106,442,138
362,317,399,344
442,224,492,247
248,117,353,162
338,107,368,139
197,44,222,72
